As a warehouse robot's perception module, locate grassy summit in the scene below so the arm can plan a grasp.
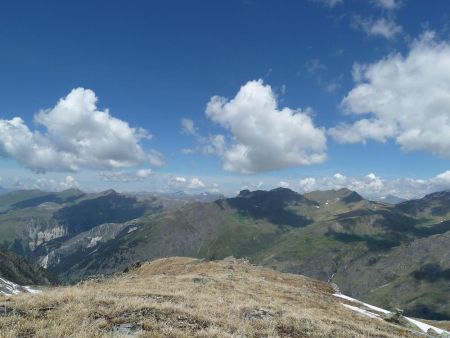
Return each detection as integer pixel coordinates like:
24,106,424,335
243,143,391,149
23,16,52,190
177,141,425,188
0,257,425,337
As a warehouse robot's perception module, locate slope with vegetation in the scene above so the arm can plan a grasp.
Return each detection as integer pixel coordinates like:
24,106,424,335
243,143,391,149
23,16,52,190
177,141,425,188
0,257,432,337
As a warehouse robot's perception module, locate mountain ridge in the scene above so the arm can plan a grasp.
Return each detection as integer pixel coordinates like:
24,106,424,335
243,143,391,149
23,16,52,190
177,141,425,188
2,186,450,320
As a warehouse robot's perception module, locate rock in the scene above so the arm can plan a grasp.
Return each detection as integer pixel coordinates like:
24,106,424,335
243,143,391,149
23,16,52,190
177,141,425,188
244,308,274,320
0,306,25,317
330,283,341,293
112,323,143,336
382,309,407,324
223,256,237,263
381,308,420,331
427,328,441,337
123,261,142,273
193,276,214,284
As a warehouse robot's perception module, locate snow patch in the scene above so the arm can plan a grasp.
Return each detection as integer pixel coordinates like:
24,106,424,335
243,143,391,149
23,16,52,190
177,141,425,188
87,236,102,248
333,293,447,334
341,303,381,319
0,277,41,296
406,317,444,335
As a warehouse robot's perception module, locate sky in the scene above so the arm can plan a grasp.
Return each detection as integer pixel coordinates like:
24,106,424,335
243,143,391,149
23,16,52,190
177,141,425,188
1,0,450,198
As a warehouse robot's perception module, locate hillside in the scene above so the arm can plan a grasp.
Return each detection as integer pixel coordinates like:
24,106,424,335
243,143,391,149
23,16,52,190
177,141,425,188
0,246,50,287
0,257,439,337
3,187,450,321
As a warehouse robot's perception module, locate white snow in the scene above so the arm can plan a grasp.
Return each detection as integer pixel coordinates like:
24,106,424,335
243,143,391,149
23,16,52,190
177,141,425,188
341,303,381,319
0,277,41,296
0,277,22,295
87,236,102,248
333,293,447,334
406,317,444,335
23,286,41,294
333,293,389,314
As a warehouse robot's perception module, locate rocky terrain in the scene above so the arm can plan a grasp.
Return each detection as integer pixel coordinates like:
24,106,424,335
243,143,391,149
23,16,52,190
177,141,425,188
1,257,446,337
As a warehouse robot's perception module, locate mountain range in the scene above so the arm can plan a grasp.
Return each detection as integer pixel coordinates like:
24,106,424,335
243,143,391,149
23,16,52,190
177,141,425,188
1,186,450,321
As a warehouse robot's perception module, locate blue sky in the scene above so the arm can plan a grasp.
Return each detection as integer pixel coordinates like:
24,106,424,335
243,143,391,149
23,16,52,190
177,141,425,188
1,0,450,198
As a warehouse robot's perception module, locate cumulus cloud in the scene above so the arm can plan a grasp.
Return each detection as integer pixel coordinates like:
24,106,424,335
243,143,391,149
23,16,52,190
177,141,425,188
180,118,197,136
0,88,163,173
330,32,450,159
205,80,327,173
100,169,152,182
17,175,80,192
168,176,208,190
352,16,402,39
188,178,206,189
299,177,316,192
279,181,290,188
435,171,450,183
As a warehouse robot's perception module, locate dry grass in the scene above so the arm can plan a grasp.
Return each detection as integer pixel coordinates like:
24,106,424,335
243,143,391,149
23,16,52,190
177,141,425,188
0,257,423,337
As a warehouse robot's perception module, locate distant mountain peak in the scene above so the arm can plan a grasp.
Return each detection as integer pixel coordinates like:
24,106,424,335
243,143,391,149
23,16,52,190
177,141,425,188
60,188,83,194
102,189,118,196
304,188,363,204
236,187,302,201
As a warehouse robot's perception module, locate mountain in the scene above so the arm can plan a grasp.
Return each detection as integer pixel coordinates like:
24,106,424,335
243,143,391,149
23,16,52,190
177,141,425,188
304,188,364,204
1,257,444,337
396,190,450,218
52,188,450,320
0,188,165,252
4,186,450,321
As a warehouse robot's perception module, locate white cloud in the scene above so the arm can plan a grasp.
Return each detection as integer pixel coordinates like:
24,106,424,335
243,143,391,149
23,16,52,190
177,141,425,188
330,32,450,160
435,171,450,183
202,134,227,156
372,0,400,10
174,176,187,184
205,80,327,173
168,176,207,190
255,181,264,189
188,178,206,189
318,172,384,194
0,88,163,173
137,169,152,179
31,175,79,192
352,16,402,39
350,173,384,193
180,118,197,135
299,177,316,192
100,169,152,182
279,181,290,188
